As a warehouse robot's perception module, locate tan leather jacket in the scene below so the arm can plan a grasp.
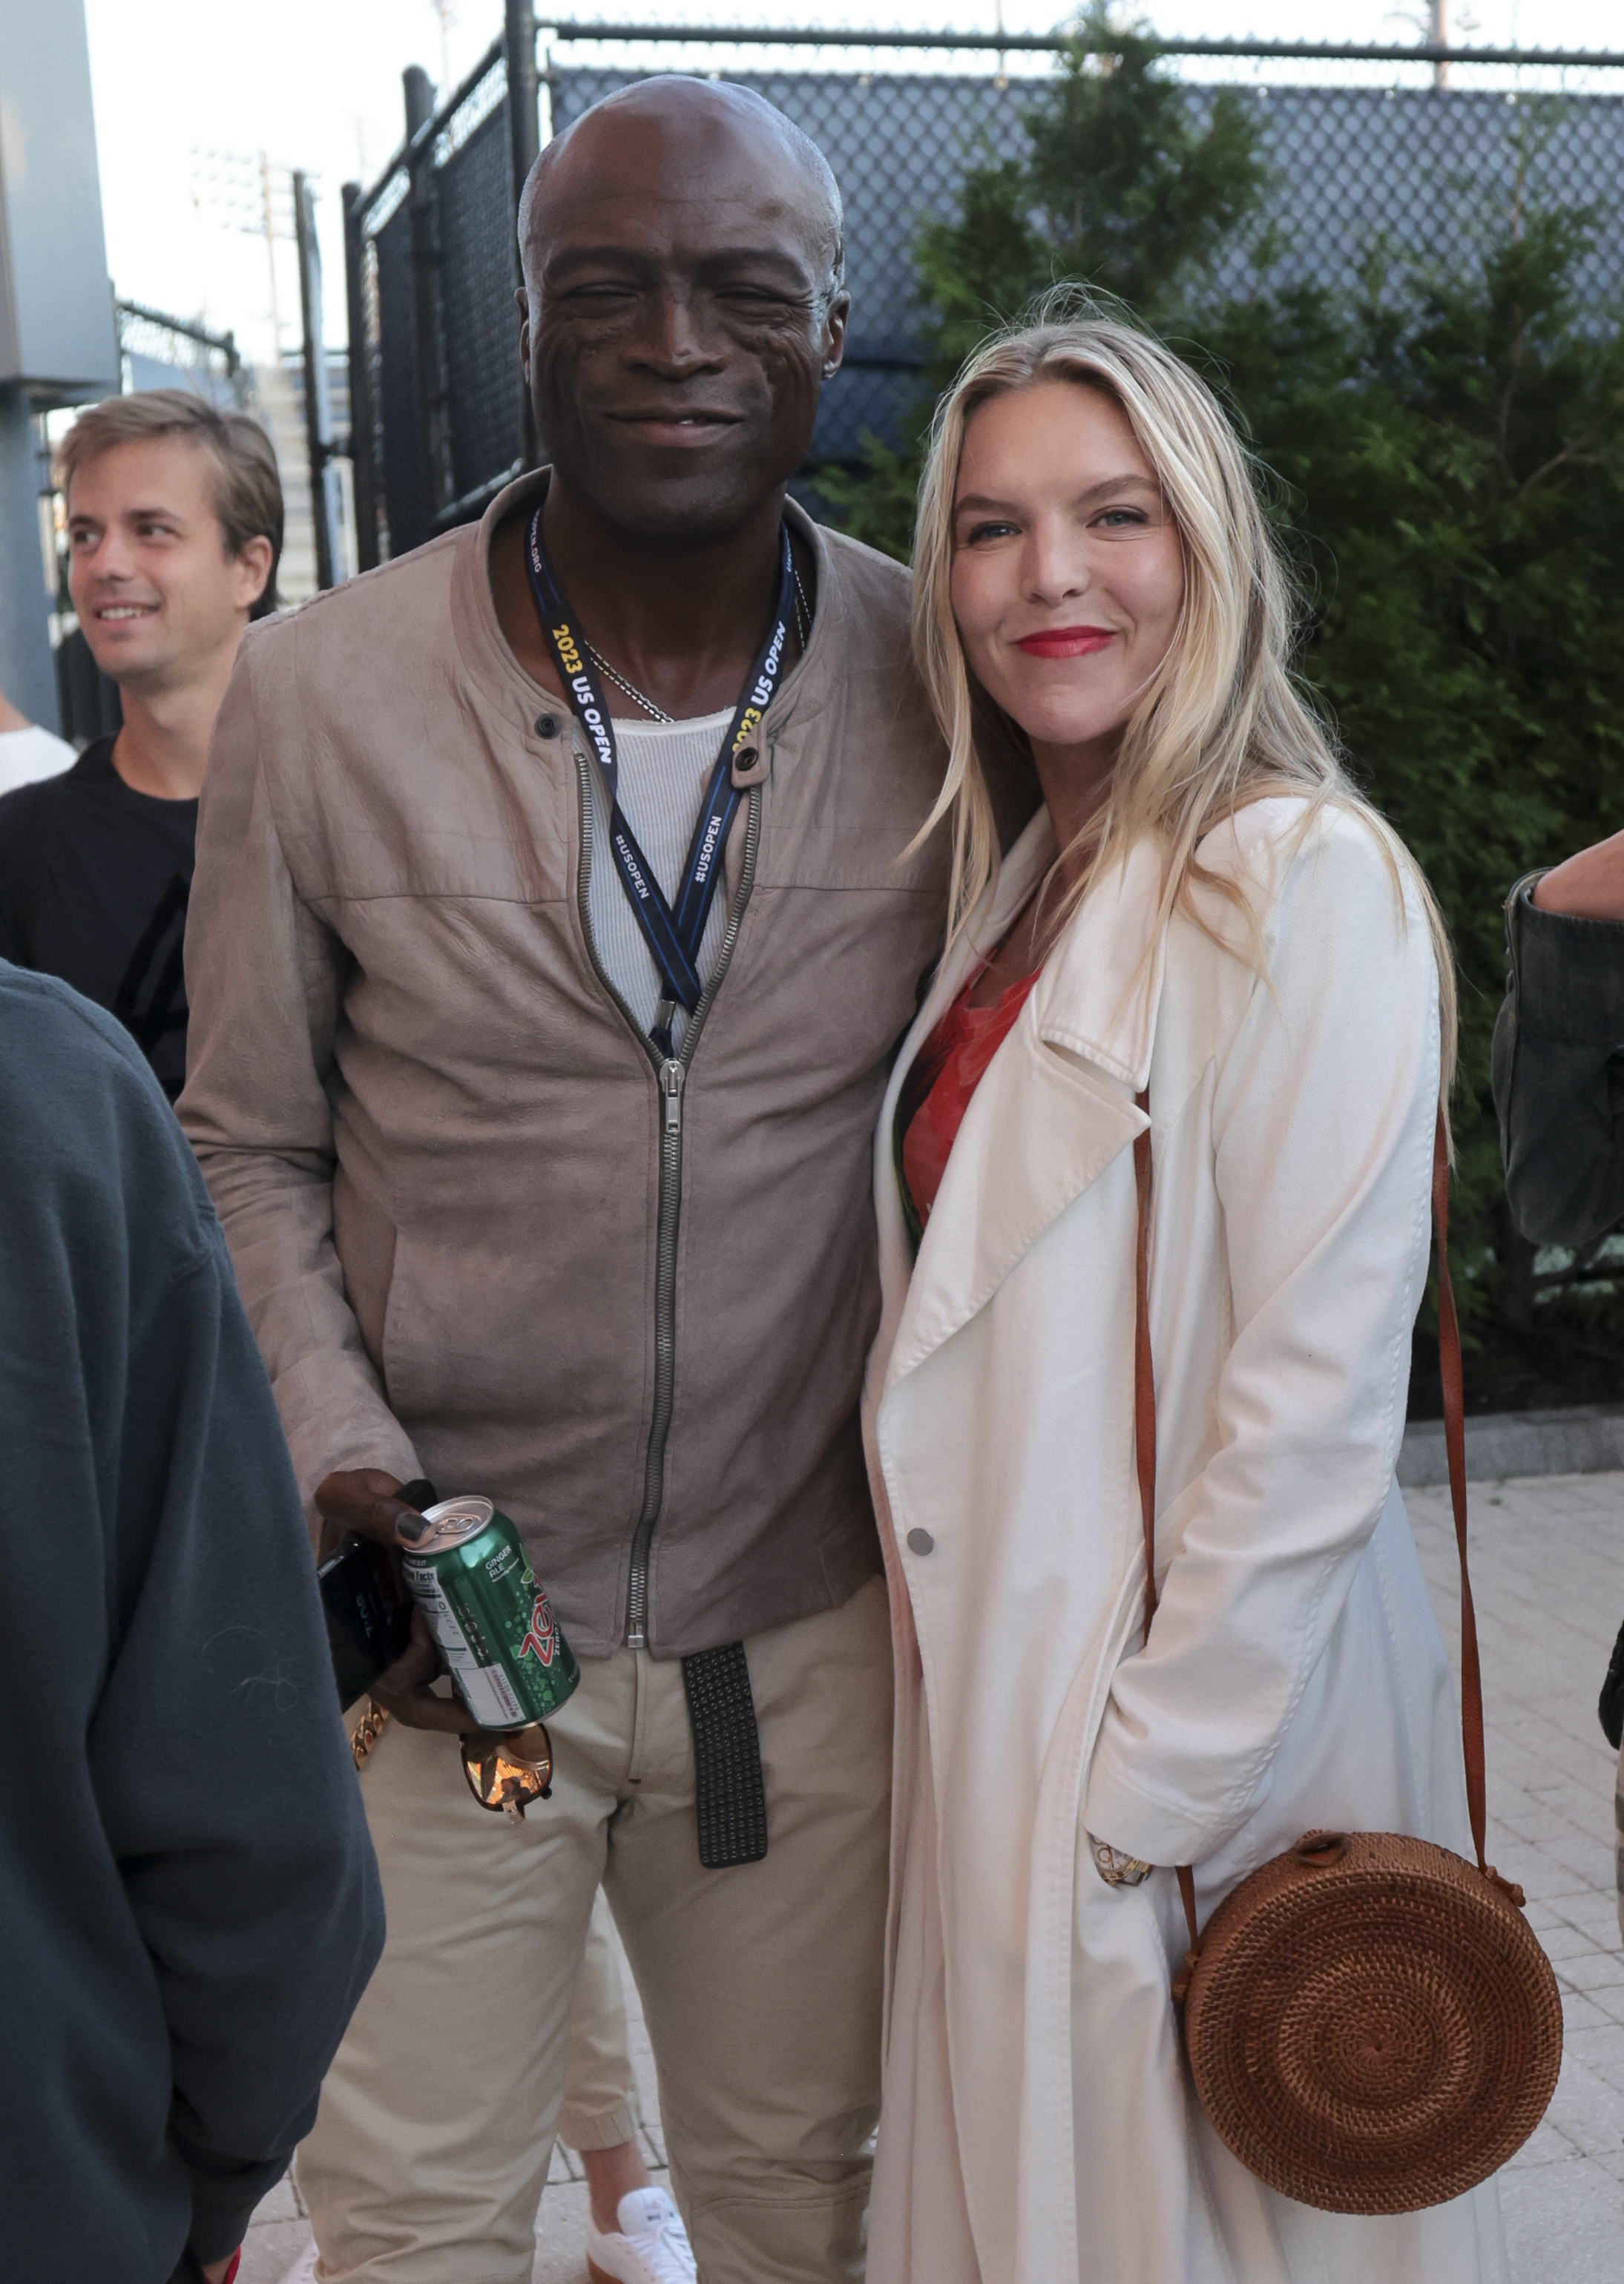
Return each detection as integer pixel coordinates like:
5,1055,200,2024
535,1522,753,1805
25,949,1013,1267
180,475,952,1655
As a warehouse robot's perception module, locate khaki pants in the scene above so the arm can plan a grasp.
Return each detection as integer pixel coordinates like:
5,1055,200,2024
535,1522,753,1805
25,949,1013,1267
556,1892,640,2153
300,1579,892,2284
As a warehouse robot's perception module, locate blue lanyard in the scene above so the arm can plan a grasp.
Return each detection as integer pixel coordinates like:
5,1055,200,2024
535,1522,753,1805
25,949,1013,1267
525,508,795,1049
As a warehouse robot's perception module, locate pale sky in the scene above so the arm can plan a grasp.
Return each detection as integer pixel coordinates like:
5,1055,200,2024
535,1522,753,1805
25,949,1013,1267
82,0,1624,367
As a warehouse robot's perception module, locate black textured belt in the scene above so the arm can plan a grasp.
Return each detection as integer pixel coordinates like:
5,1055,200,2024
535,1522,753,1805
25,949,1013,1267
680,1642,769,1868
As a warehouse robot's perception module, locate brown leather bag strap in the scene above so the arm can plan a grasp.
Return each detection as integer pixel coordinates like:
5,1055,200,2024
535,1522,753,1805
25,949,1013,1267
1132,1094,1158,1646
1432,1109,1487,1874
1131,1098,1487,1964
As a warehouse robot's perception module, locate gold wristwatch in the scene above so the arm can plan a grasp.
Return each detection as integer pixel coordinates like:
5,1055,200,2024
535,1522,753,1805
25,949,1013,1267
1089,1834,1154,1887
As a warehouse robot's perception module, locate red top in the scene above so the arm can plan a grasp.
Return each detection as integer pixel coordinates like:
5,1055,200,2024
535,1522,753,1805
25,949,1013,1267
897,964,1040,1239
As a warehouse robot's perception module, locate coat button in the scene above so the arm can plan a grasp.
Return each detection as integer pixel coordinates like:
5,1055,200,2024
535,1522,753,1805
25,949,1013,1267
535,713,561,738
906,1529,934,1556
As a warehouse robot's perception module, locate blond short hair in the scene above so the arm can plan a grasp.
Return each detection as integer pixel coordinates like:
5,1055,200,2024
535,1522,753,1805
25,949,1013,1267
55,389,284,618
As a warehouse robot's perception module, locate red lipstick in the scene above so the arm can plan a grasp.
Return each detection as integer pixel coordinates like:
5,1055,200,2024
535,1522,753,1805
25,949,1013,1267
1016,626,1115,658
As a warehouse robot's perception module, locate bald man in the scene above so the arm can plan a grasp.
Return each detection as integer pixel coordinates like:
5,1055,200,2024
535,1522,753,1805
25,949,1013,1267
181,80,955,2284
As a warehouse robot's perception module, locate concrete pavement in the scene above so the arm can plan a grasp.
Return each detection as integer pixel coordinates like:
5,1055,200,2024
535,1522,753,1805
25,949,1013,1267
1410,1471,1624,2281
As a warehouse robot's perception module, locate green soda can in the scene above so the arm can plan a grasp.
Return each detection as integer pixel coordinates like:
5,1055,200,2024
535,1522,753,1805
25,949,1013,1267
397,1495,579,1732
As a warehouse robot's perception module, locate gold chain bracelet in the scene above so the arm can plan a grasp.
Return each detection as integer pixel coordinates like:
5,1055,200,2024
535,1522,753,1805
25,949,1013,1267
350,1698,390,1772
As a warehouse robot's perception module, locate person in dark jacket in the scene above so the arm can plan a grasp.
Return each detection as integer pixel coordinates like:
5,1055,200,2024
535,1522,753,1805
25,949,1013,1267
1493,836,1624,1247
1493,833,1624,1941
0,962,384,2284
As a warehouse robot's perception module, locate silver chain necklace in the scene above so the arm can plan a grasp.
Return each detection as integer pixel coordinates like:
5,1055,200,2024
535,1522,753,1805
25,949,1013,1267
585,560,812,728
585,641,674,725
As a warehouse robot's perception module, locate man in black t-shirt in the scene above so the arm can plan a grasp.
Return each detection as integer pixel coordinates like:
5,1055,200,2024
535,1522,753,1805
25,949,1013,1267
0,390,282,1098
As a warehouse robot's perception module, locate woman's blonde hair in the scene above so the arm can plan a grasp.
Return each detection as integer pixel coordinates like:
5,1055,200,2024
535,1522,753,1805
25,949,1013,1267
911,299,1457,1096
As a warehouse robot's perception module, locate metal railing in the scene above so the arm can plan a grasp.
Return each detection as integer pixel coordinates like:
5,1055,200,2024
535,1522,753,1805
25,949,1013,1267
116,299,242,395
542,22,1624,69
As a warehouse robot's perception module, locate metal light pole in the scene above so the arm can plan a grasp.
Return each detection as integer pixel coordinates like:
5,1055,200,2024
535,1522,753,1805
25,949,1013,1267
505,0,540,468
342,183,381,573
293,173,339,590
404,63,453,544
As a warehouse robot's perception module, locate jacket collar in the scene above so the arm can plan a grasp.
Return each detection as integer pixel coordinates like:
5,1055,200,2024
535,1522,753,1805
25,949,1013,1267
879,817,1166,1392
448,470,836,738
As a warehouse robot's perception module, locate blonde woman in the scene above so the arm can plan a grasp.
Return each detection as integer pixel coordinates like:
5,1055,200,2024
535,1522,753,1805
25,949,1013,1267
862,312,1508,2284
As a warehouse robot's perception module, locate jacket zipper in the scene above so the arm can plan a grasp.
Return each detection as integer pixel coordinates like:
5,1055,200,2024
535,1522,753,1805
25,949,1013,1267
572,743,765,1649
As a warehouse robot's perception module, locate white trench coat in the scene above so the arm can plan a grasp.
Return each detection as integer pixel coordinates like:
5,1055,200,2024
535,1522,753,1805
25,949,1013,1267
861,796,1510,2284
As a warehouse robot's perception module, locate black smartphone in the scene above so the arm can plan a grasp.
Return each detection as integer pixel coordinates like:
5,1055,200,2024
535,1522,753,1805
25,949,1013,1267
318,1533,413,1711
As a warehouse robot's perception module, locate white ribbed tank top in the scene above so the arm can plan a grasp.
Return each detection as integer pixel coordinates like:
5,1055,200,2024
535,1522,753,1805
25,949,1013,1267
583,707,736,1051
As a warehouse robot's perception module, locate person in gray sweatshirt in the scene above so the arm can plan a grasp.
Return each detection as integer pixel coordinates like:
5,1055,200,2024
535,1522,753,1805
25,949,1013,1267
0,961,384,2283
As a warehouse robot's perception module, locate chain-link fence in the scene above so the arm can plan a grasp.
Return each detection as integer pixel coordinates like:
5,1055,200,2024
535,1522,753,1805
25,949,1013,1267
342,15,1624,569
345,27,535,565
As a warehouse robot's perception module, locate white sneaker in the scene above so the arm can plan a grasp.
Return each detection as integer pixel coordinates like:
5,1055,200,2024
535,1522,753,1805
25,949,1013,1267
585,2185,697,2284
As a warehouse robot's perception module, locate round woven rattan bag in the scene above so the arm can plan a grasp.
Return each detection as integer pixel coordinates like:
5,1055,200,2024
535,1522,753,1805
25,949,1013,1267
1180,1829,1563,2213
1128,1106,1563,2213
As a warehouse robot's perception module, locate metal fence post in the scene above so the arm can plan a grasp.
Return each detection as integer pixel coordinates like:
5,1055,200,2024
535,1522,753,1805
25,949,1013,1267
341,182,381,572
293,171,338,589
505,0,540,467
404,63,452,537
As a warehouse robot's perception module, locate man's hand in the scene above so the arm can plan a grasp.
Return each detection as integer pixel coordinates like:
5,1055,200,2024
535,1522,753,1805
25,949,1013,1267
1532,829,1624,923
314,1466,424,1559
369,1605,473,1734
314,1469,472,1734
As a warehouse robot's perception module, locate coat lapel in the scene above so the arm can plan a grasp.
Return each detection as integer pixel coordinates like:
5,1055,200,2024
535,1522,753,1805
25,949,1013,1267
869,814,1056,1373
882,832,1168,1392
1031,834,1168,1088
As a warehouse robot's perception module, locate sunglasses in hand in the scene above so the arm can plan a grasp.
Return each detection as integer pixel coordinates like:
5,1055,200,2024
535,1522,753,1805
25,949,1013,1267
460,1722,555,1821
